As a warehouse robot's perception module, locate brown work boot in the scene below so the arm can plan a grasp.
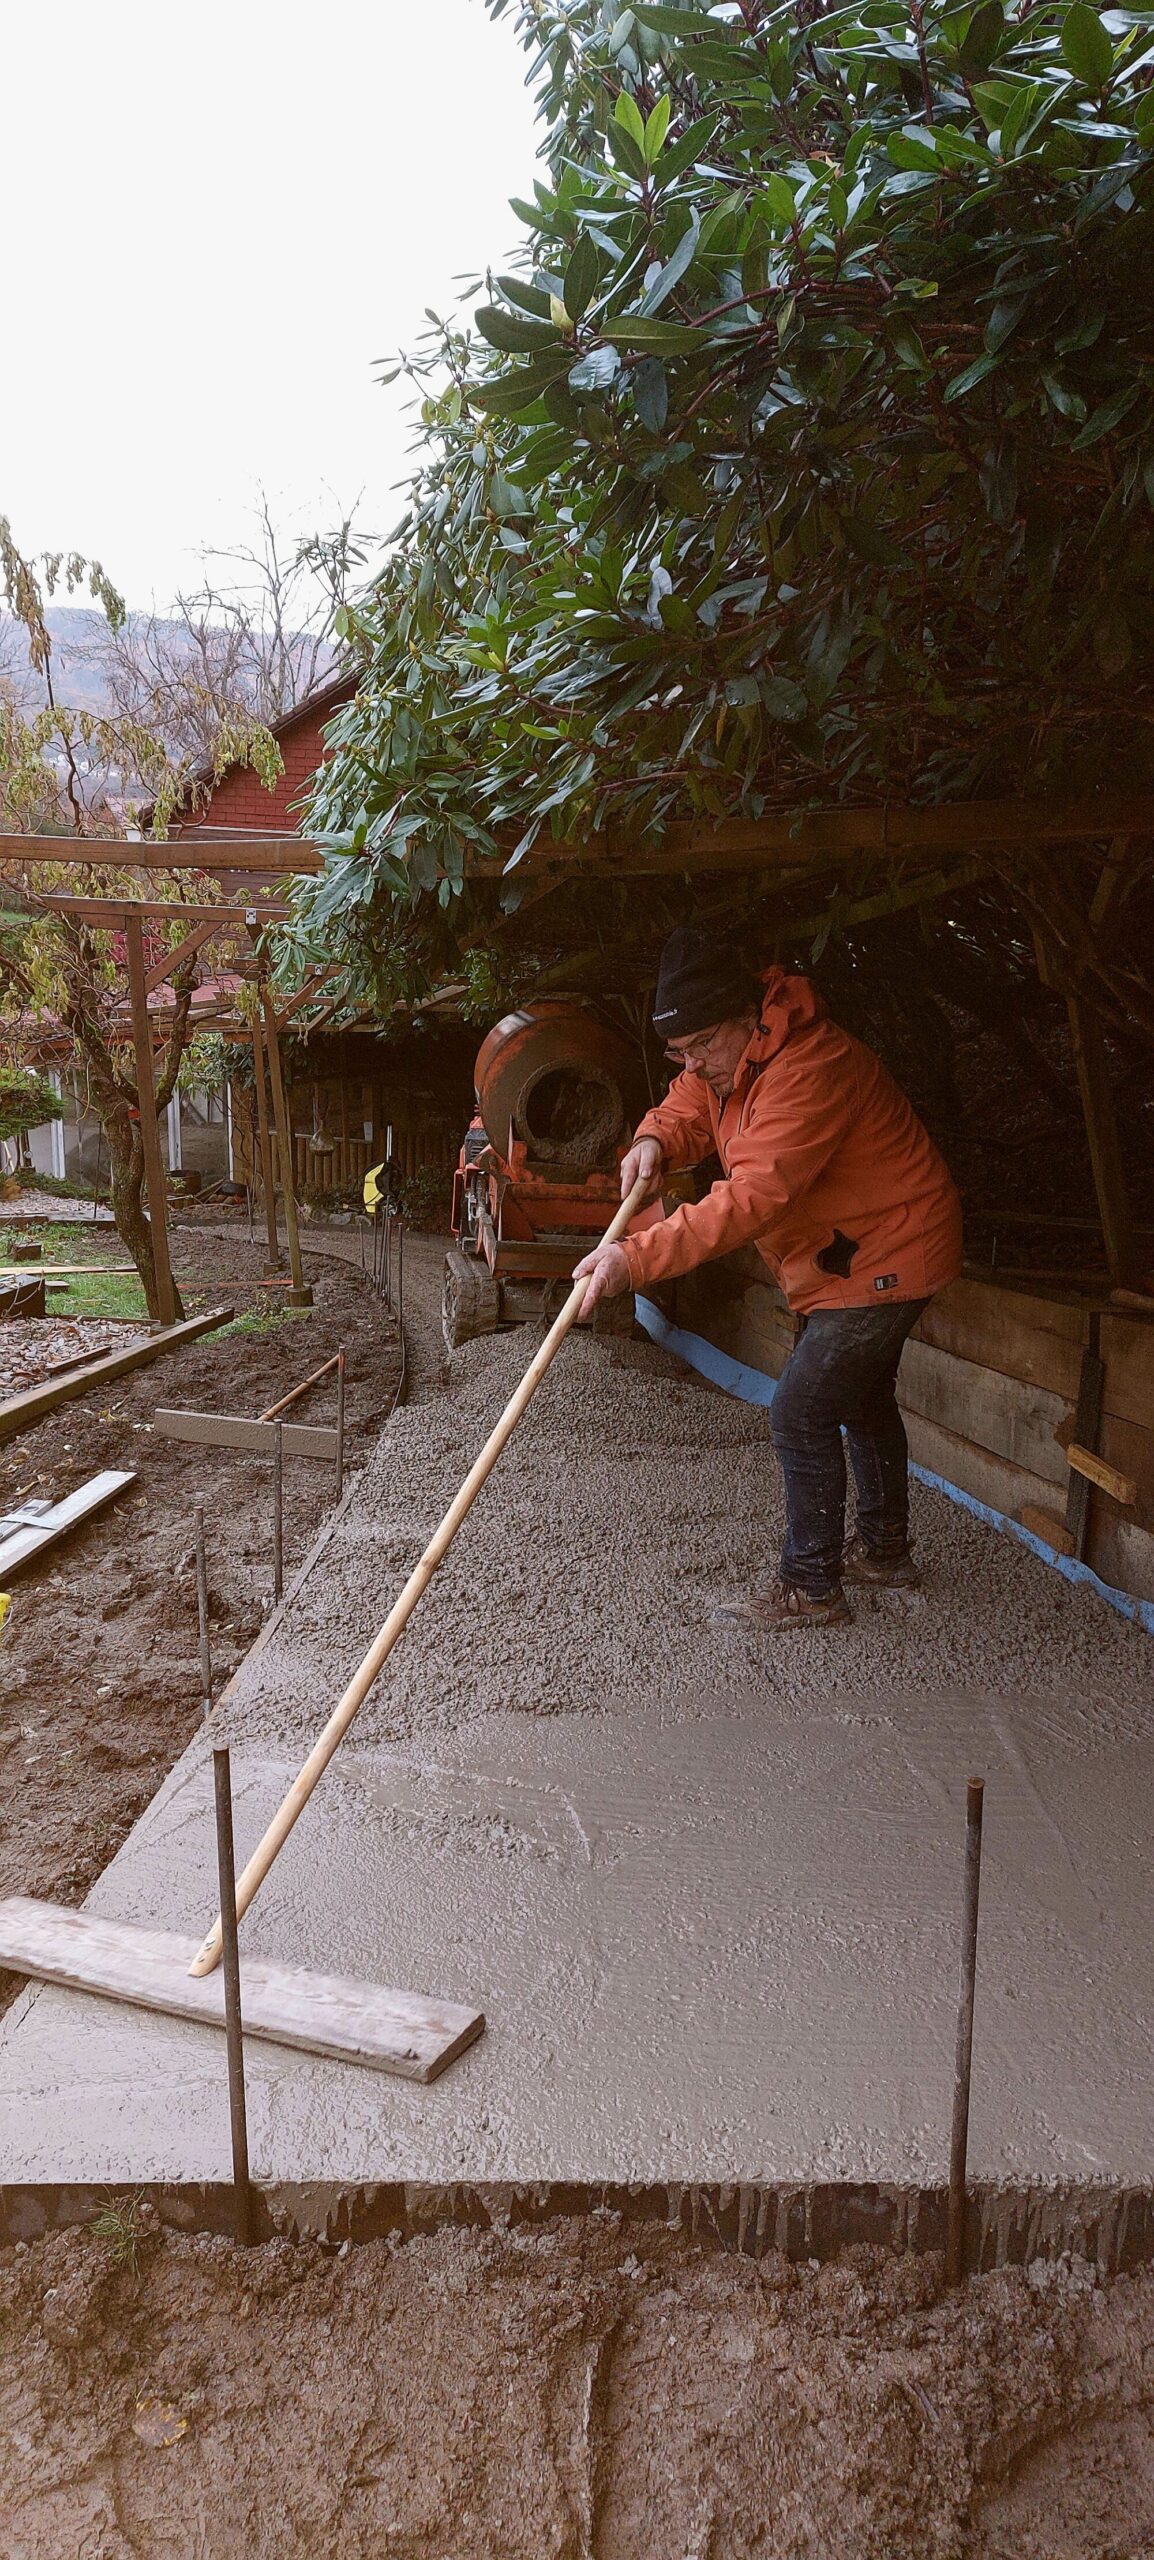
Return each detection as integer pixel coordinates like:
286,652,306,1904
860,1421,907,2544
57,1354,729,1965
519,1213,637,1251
841,1532,921,1590
709,1577,852,1632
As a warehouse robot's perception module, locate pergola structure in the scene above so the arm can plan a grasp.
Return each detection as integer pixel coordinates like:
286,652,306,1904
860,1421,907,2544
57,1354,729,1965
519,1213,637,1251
4,790,1153,1293
0,834,336,1322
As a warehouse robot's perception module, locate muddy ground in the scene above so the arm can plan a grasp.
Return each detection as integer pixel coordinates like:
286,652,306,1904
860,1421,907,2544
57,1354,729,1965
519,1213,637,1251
3,2211,1154,2558
0,1221,400,1980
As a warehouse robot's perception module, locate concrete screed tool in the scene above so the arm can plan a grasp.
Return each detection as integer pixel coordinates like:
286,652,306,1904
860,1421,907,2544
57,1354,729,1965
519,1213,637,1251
0,1177,649,2083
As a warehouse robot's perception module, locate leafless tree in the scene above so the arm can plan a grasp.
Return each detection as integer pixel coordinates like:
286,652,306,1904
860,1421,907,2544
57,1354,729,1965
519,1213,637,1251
82,492,376,766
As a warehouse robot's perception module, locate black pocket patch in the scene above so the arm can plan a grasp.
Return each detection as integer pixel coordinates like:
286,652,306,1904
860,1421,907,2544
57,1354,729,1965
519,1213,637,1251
816,1228,860,1278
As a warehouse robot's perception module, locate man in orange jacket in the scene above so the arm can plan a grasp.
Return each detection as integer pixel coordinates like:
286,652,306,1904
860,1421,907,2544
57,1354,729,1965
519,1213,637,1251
575,927,963,1631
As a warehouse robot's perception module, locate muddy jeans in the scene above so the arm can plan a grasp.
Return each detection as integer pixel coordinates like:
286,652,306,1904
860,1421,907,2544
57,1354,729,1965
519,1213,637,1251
769,1299,931,1599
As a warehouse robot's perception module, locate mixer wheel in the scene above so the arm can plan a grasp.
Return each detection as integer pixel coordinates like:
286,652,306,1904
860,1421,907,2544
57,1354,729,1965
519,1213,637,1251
443,1247,501,1350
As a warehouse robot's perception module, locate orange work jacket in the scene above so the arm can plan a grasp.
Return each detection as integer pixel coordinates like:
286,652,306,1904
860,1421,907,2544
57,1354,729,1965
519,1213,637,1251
619,969,962,1314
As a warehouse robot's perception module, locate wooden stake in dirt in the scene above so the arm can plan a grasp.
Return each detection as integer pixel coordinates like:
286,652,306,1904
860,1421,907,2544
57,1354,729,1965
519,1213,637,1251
250,1009,282,1272
946,1776,985,2286
123,915,178,1327
194,1502,213,1720
212,1746,254,2245
272,1416,284,1605
188,1176,650,1976
260,993,306,1297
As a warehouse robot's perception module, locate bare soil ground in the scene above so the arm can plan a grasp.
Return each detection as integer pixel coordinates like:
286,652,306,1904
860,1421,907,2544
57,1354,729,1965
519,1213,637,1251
2,2212,1154,2558
0,1221,399,1992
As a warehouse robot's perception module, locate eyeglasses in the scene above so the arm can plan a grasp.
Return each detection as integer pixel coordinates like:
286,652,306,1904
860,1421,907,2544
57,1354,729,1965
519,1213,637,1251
664,1021,725,1068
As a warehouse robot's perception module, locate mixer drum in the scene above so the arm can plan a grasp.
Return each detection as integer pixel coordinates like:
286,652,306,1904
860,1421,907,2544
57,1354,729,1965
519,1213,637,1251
473,1001,643,1171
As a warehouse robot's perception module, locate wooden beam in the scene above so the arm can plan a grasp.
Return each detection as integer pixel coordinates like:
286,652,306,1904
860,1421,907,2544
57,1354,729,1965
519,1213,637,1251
1066,993,1136,1286
468,794,1154,880
272,967,331,1029
28,894,291,926
781,856,989,945
0,833,323,875
153,1409,337,1460
142,919,220,995
261,991,305,1292
0,1307,233,1443
124,915,179,1326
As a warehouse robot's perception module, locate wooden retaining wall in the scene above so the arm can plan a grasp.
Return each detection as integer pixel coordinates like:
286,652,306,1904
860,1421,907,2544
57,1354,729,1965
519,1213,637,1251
666,1250,1154,1605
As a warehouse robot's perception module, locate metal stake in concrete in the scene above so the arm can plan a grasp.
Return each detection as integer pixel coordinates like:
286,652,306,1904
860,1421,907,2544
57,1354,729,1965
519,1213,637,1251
211,1745,254,2245
194,1502,213,1720
335,1345,346,1501
946,1775,985,2285
272,1416,284,1606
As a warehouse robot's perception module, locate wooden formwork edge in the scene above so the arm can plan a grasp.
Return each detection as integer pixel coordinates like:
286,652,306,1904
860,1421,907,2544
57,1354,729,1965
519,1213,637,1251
0,1307,234,1444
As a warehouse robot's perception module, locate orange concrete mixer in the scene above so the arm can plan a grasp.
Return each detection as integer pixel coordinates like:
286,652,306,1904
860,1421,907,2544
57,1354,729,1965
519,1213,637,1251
443,999,652,1348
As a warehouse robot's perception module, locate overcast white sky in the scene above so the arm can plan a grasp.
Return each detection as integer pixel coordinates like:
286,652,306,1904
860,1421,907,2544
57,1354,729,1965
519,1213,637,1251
4,0,541,612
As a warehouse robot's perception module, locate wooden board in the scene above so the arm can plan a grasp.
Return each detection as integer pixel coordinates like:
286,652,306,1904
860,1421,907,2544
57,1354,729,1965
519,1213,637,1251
898,1337,1071,1489
154,1408,337,1460
0,1471,135,1577
0,1307,233,1443
0,833,323,876
0,1897,484,2083
1067,1443,1136,1506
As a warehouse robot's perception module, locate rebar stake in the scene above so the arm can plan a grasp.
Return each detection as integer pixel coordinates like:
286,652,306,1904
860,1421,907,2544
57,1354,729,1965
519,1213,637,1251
946,1776,985,2285
211,1745,254,2246
335,1345,346,1501
272,1416,284,1606
194,1502,213,1720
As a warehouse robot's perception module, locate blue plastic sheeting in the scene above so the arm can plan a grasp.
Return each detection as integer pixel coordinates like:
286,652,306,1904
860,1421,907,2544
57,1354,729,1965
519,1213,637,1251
634,1294,1154,1639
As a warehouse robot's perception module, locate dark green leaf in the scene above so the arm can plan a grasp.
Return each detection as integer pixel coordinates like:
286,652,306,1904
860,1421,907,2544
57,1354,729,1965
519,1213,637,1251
1061,3,1114,87
564,233,600,323
633,355,669,430
475,304,558,354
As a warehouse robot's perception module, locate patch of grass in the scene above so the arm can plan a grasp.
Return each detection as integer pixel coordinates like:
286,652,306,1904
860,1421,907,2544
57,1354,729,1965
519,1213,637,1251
220,1304,311,1339
52,1273,150,1322
91,2192,149,2274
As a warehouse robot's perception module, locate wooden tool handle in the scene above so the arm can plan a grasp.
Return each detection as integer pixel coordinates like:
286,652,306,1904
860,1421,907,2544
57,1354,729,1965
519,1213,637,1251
188,1178,649,1974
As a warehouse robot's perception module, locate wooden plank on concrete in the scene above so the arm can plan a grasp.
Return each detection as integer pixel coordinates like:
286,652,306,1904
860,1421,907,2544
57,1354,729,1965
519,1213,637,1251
0,1308,233,1444
899,1337,1070,1489
0,1897,484,2083
153,1409,337,1460
0,1471,135,1577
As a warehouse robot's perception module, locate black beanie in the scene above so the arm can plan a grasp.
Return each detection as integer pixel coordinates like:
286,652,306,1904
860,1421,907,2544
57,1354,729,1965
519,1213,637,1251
651,929,760,1041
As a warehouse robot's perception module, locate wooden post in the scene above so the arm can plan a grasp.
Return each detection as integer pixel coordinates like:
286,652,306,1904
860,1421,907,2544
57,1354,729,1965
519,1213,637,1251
123,915,178,1327
250,1011,282,1271
946,1777,985,2286
1066,993,1136,1286
260,993,305,1294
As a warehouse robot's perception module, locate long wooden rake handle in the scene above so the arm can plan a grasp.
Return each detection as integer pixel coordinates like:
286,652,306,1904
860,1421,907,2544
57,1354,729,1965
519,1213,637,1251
188,1178,649,1975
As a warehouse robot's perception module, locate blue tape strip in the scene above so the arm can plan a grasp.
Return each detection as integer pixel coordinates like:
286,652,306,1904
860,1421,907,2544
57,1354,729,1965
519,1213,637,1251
634,1294,1154,1638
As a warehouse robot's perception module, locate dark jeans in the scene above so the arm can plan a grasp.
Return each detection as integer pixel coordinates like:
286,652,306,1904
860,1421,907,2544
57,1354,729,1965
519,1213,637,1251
769,1300,930,1599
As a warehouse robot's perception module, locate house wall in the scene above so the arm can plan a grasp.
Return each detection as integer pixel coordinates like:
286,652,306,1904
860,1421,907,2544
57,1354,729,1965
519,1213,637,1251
192,694,348,834
665,1249,1154,1605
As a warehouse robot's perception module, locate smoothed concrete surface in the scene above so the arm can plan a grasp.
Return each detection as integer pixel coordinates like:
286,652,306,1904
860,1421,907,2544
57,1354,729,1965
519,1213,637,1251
2,1296,1151,2191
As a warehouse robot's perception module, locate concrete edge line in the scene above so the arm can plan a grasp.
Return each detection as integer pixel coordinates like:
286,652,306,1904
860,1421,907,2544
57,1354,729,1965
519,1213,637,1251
3,2176,1154,2274
633,1296,1154,1640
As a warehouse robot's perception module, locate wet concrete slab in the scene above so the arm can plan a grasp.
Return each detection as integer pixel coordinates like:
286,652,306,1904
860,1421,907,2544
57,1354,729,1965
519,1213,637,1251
0,1683,1151,2191
2,1310,1151,2202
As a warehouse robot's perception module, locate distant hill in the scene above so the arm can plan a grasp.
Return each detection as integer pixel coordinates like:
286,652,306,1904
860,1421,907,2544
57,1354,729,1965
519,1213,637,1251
0,606,337,721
